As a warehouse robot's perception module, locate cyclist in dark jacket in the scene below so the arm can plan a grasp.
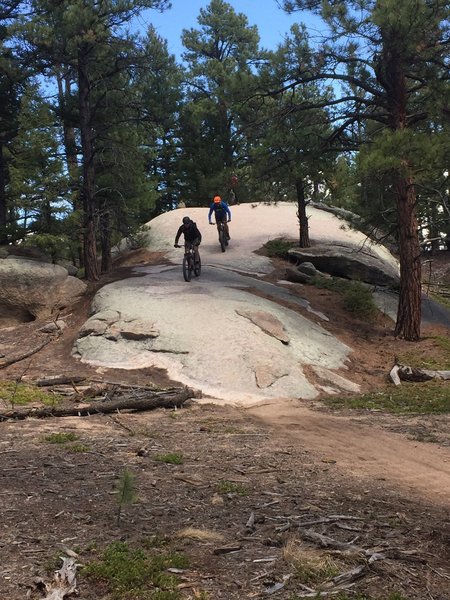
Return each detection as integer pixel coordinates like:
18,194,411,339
208,195,231,241
174,217,202,264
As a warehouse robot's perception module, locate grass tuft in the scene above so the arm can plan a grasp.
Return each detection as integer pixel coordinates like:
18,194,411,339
154,452,183,465
326,381,450,414
82,541,188,599
0,380,62,407
176,527,225,543
216,480,248,496
283,538,339,586
43,432,79,444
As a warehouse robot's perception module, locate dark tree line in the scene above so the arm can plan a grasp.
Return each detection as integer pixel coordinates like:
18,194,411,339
0,0,449,341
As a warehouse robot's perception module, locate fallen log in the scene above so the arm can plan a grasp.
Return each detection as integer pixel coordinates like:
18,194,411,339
35,375,87,387
389,363,450,385
0,386,200,421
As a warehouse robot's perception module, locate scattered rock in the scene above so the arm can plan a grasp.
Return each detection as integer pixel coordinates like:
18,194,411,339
236,309,290,345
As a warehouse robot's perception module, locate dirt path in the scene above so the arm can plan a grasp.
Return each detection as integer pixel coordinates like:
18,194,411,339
247,399,450,509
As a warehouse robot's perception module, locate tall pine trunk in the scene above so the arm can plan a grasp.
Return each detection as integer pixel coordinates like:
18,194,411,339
100,200,112,274
56,69,83,266
0,141,7,244
296,178,310,247
77,43,99,281
394,173,421,340
380,35,422,340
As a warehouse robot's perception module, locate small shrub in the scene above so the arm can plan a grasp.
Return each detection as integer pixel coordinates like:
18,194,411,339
311,276,377,320
116,469,138,526
43,432,79,444
126,225,151,250
67,443,89,453
263,238,297,259
154,452,183,465
342,281,377,320
83,541,186,599
216,480,248,496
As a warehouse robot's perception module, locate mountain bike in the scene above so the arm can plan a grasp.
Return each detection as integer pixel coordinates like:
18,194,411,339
210,220,230,253
174,243,201,282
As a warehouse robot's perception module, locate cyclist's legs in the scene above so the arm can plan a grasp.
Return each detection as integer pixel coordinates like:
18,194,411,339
193,238,200,262
184,241,192,260
185,241,200,263
215,216,229,239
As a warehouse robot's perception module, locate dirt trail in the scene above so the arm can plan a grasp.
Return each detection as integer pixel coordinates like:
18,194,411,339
247,399,450,508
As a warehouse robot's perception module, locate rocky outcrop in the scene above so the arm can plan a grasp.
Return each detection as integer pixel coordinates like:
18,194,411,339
236,309,290,344
0,257,87,324
287,242,400,287
76,311,160,349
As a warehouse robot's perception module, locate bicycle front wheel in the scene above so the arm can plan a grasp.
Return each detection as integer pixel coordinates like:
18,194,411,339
182,256,193,281
219,228,226,252
194,255,201,277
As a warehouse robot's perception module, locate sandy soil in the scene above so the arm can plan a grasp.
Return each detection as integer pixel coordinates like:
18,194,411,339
1,249,450,599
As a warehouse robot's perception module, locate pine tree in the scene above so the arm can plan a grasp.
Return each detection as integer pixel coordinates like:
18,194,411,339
281,0,450,340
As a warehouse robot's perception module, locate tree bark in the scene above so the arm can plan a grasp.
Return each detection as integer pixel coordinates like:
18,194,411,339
77,43,99,281
56,68,83,266
0,140,7,244
379,33,422,340
296,178,310,248
99,199,112,273
394,174,422,340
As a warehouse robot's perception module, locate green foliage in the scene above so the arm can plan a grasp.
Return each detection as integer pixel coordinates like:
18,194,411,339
83,541,187,599
342,282,377,320
0,381,61,408
179,0,260,203
311,276,377,320
358,127,447,189
154,452,183,465
8,84,68,240
116,469,138,526
326,381,450,414
66,443,90,453
125,225,151,250
43,432,79,444
22,233,73,263
216,480,248,496
263,238,297,259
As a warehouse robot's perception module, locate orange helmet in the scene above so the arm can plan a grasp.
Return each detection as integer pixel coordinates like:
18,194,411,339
213,195,221,203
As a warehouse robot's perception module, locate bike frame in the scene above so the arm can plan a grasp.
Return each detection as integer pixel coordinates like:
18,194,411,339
217,221,227,253
182,243,201,282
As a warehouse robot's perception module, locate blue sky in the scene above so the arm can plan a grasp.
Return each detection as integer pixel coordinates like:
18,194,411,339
137,0,324,59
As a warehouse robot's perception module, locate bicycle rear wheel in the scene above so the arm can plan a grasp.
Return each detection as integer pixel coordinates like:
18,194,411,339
182,255,193,281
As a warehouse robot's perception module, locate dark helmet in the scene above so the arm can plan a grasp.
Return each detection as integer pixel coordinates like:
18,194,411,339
182,216,191,225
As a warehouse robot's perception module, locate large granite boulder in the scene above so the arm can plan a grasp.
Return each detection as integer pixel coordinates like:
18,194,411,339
288,242,400,287
0,257,87,324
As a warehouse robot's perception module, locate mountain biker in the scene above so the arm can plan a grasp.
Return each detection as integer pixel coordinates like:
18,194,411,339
208,195,231,241
174,217,202,264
